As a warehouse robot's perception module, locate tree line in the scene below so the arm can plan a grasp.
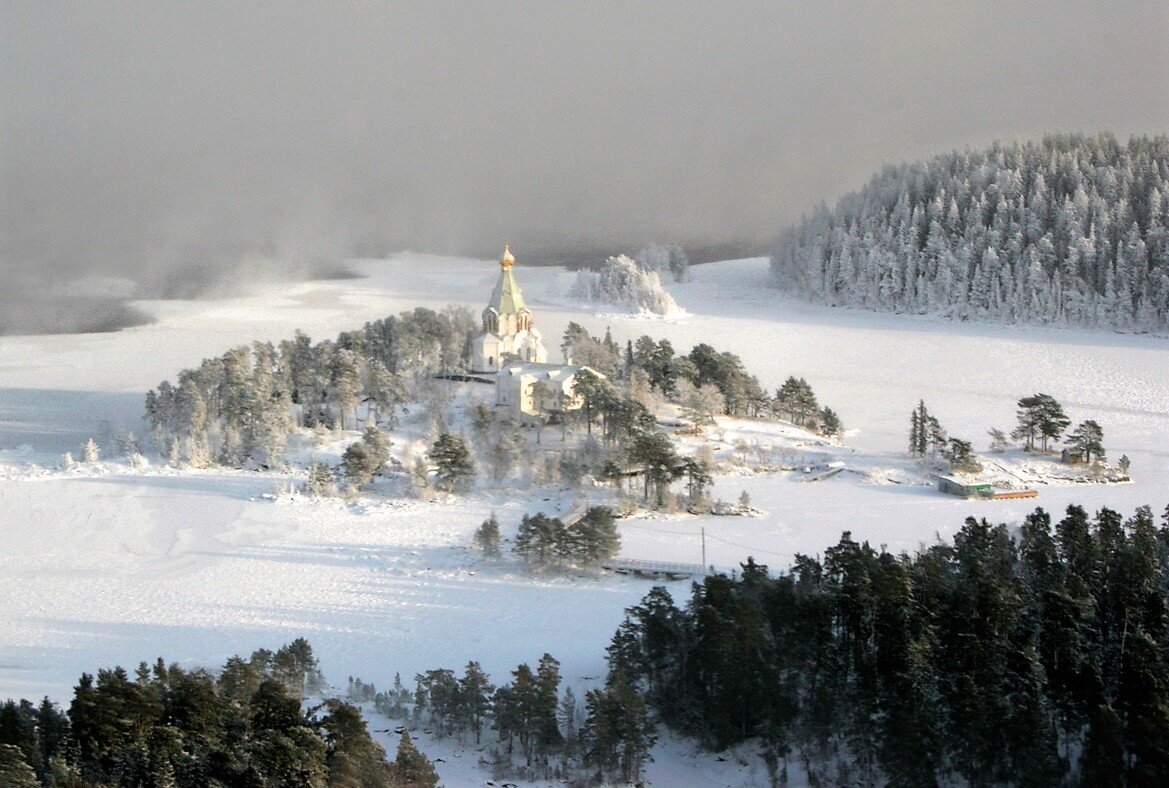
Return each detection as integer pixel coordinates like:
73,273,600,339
609,503,1169,785
471,507,621,568
0,640,439,787
771,133,1169,331
368,652,654,785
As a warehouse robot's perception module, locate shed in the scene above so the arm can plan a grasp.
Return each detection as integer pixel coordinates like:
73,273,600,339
937,475,995,498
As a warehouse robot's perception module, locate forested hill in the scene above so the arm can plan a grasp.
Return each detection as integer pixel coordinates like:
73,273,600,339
769,134,1169,332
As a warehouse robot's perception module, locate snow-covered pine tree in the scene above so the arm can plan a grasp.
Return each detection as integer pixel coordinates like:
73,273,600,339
82,438,100,463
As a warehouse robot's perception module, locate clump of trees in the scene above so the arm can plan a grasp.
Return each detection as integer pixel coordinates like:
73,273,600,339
0,639,438,787
634,242,690,282
771,133,1169,331
569,254,682,315
912,394,1112,474
609,503,1169,784
514,507,621,567
624,334,840,434
549,325,843,509
908,399,949,457
1013,392,1071,451
376,652,654,784
145,306,474,468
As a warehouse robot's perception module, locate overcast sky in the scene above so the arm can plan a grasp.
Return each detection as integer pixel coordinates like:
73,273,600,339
2,1,1167,285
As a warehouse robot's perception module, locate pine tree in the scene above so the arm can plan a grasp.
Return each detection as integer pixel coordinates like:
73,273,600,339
534,654,564,752
341,441,376,487
683,458,713,505
458,662,494,743
819,406,842,437
427,433,475,492
82,438,100,463
304,461,337,497
987,427,1010,453
943,437,981,472
514,513,564,565
581,670,657,783
389,730,438,787
1013,393,1070,452
566,506,621,564
473,513,502,557
329,349,363,430
1066,419,1105,462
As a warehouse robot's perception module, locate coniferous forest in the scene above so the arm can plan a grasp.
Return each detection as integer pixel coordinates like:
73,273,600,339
0,640,441,787
770,134,1169,331
6,505,1169,785
610,504,1169,785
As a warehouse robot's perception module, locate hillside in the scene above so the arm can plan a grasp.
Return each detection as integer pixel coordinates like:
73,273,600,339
770,133,1169,331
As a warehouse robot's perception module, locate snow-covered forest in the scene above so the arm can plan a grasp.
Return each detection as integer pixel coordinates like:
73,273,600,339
144,307,475,468
770,134,1169,331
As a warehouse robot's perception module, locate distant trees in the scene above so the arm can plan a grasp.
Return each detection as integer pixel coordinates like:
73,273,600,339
393,649,654,784
943,437,981,472
514,507,620,567
341,426,391,487
776,376,818,425
304,462,337,497
771,133,1169,332
581,670,657,783
0,640,403,787
626,431,683,506
908,400,947,457
818,406,842,438
564,324,839,457
634,242,690,283
81,438,100,463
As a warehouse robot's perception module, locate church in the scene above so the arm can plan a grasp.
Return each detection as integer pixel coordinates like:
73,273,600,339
472,246,601,419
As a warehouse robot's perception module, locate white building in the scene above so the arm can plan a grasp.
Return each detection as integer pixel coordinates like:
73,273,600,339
495,361,602,418
471,246,603,418
471,245,548,372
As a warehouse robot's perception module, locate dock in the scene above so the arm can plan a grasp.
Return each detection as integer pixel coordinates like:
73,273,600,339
600,558,705,580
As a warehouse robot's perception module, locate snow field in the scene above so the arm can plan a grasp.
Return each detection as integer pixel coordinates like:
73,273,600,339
2,252,1168,785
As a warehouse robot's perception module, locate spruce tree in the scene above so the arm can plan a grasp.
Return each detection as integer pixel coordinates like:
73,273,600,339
473,513,502,557
389,730,438,787
0,745,39,788
458,662,494,743
427,433,475,492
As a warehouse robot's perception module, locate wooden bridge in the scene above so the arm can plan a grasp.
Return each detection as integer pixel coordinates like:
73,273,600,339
600,558,705,580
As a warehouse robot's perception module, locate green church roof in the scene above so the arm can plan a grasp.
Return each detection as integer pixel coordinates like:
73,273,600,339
487,246,529,315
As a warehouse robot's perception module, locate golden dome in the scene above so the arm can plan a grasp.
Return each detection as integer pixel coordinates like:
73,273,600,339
500,244,515,269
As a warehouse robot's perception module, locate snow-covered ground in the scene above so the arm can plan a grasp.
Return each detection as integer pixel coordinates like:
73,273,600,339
2,253,1168,785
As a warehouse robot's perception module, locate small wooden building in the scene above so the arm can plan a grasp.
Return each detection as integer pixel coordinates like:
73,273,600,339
937,475,995,498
